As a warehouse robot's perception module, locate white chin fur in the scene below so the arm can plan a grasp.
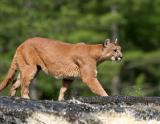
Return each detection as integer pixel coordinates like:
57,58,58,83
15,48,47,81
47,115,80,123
111,57,115,61
111,57,121,61
118,57,121,61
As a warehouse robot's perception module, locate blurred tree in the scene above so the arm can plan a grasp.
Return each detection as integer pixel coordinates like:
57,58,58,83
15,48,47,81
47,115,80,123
0,0,159,99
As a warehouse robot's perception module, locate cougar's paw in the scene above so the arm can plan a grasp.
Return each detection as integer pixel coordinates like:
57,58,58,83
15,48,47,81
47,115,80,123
22,95,30,99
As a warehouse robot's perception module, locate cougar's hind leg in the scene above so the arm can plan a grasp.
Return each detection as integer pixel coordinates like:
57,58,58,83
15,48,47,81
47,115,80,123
10,73,21,96
20,66,37,99
15,45,41,99
58,79,74,101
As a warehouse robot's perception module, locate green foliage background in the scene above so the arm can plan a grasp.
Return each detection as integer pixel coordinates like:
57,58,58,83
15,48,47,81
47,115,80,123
0,0,159,100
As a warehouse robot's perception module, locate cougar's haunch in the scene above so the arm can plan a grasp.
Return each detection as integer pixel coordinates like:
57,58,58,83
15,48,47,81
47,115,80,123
0,37,122,101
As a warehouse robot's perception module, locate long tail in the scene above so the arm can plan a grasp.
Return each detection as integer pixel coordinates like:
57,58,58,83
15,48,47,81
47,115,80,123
0,53,17,92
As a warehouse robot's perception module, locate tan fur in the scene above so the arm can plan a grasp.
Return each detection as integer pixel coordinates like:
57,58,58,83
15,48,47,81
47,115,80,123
0,37,122,101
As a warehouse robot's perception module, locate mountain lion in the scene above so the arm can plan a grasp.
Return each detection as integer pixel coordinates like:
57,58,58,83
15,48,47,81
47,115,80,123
0,37,122,101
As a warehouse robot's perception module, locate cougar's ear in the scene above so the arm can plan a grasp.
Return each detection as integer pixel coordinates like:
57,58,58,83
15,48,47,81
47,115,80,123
103,39,111,48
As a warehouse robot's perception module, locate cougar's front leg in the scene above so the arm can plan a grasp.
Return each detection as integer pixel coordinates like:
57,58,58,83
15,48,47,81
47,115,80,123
58,78,74,101
80,64,108,96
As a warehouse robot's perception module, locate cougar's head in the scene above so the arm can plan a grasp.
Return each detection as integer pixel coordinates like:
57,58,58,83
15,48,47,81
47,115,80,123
102,38,123,61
